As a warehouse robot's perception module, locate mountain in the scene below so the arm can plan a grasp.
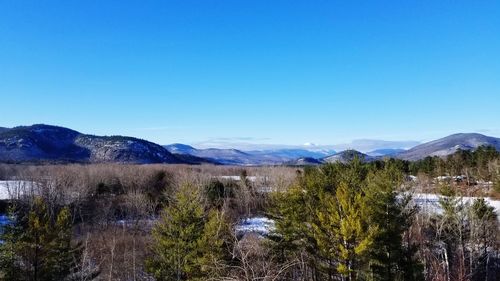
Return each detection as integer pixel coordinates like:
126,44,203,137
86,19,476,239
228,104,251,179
164,143,198,155
4,126,499,165
163,144,219,164
165,145,267,165
332,139,420,152
323,150,373,163
171,153,220,165
285,157,324,166
396,133,500,161
184,148,256,165
0,124,207,164
165,145,336,165
367,148,406,157
248,148,336,160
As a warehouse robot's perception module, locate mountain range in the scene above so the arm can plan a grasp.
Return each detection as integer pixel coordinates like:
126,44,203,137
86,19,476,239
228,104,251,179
0,125,211,164
164,143,336,165
396,133,500,161
1,124,500,165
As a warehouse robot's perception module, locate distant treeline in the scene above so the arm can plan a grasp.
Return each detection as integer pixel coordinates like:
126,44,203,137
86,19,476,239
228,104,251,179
353,146,500,183
408,146,500,180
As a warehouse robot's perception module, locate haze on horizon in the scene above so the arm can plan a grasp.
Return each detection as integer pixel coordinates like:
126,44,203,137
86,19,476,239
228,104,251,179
1,1,499,147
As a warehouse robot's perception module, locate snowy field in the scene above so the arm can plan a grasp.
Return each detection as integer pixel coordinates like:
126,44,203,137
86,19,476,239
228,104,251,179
0,180,39,200
412,193,500,218
217,176,261,182
0,181,10,200
235,217,275,237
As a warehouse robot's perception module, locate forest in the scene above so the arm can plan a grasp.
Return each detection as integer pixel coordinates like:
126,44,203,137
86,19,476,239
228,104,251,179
0,147,499,281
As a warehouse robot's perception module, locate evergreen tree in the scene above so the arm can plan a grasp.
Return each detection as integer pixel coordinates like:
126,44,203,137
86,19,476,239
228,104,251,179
46,207,85,281
197,209,232,278
469,198,498,280
269,178,312,278
313,181,377,280
146,185,231,281
272,161,370,279
272,159,427,281
0,198,96,281
364,164,423,281
0,206,23,281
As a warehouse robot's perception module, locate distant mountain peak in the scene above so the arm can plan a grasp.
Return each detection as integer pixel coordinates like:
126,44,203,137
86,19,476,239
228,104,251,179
367,148,406,157
285,157,323,166
164,144,336,165
3,126,499,165
164,143,197,154
0,124,210,164
323,149,373,163
396,133,500,160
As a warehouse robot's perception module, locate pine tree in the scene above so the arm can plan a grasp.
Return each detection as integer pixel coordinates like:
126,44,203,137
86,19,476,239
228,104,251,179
272,160,379,280
272,160,426,281
469,198,498,280
46,207,87,281
197,209,232,279
269,180,313,279
0,206,23,281
364,164,423,281
0,198,96,281
334,182,377,280
146,185,231,281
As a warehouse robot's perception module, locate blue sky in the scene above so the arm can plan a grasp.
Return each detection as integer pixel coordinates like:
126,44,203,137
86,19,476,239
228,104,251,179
1,1,499,147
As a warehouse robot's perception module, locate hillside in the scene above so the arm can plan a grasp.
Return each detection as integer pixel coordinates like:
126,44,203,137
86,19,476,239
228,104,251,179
285,157,324,166
323,150,374,163
3,126,500,165
397,133,500,161
0,125,201,164
367,148,406,157
165,144,256,165
165,144,335,165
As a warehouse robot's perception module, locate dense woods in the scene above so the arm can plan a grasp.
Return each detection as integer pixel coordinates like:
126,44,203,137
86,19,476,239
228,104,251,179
0,151,499,280
409,146,500,182
269,160,422,280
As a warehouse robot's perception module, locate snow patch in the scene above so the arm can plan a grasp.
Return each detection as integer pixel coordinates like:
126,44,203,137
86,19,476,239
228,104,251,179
0,215,9,226
411,193,500,220
235,217,275,237
217,176,260,182
0,181,40,200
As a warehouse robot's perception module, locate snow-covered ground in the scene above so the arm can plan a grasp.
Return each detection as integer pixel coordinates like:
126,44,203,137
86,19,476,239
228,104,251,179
0,180,39,200
0,214,9,239
0,181,10,200
0,215,8,226
217,176,261,182
411,193,500,219
235,217,275,237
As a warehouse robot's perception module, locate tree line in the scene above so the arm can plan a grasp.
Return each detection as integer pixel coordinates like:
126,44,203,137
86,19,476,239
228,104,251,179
0,160,499,280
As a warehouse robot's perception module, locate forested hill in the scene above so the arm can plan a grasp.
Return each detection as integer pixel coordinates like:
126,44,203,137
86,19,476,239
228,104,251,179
397,133,500,161
0,124,211,164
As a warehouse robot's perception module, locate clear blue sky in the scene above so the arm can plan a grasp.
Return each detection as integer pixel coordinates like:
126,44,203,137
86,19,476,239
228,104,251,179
1,1,499,146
